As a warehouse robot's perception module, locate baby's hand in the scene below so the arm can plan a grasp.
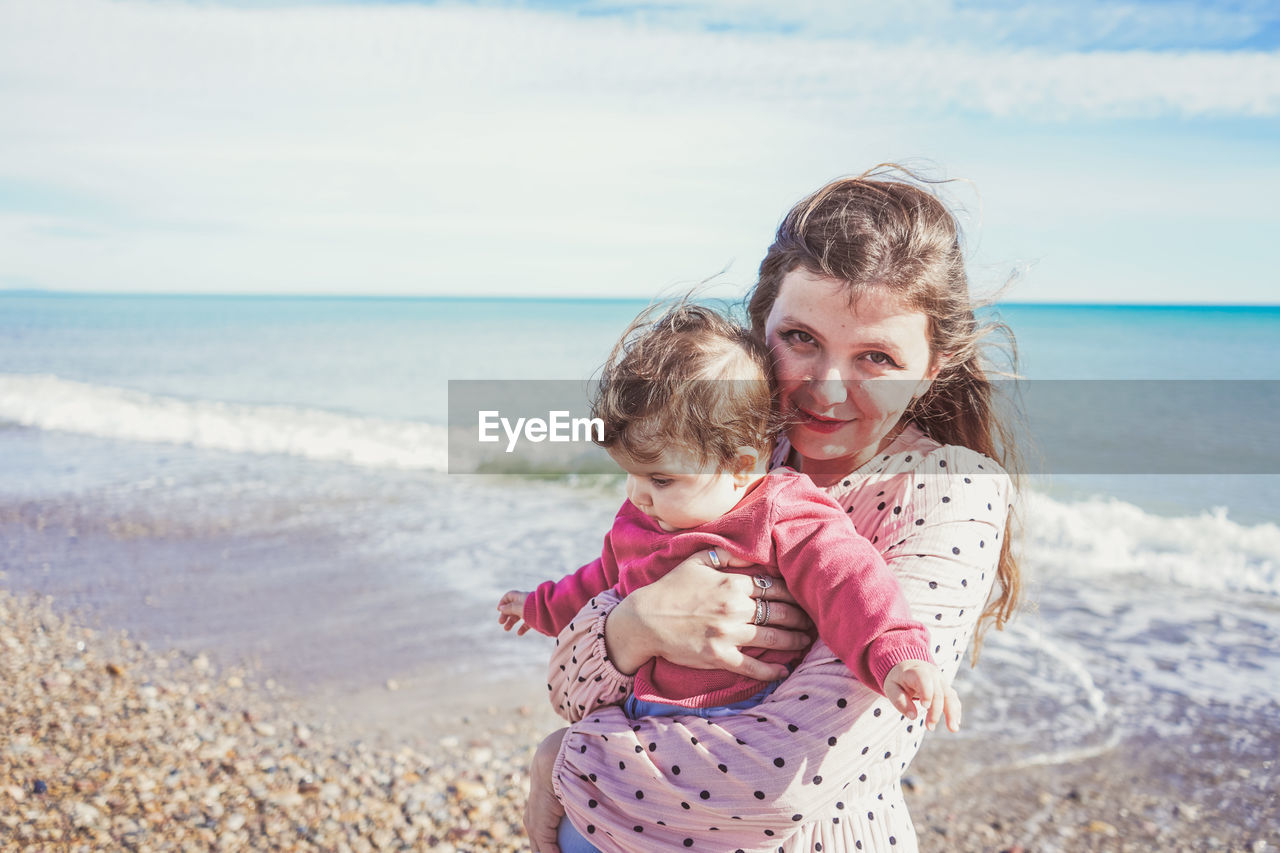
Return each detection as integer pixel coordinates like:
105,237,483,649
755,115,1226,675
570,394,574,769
883,660,962,732
497,590,533,635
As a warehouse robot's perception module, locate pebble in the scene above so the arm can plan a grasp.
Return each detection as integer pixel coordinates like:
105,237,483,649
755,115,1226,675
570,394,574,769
70,802,102,829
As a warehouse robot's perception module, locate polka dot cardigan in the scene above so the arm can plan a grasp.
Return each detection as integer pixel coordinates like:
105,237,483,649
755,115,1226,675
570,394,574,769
548,424,1012,852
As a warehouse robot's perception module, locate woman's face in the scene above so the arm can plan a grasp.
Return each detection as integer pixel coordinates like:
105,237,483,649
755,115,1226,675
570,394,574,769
764,268,940,486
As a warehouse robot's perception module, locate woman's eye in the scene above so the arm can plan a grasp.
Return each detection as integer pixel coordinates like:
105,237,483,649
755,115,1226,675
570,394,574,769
781,329,816,345
864,351,900,367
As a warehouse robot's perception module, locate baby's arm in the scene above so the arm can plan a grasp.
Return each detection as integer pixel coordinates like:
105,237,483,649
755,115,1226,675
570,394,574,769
497,510,626,638
771,481,941,711
522,555,617,637
494,553,616,638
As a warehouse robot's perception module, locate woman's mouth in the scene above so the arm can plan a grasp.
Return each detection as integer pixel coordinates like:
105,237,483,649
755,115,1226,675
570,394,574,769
793,405,853,434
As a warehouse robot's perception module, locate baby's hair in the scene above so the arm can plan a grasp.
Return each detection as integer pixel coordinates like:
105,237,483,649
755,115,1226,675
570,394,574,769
591,300,780,471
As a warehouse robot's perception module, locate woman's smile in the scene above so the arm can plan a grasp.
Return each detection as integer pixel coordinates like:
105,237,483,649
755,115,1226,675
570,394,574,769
789,403,855,434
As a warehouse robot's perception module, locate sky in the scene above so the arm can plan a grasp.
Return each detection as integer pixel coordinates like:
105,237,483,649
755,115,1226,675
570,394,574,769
1,0,1278,303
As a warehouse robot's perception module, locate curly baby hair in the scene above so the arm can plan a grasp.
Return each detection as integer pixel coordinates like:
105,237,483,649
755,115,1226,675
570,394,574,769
591,300,782,471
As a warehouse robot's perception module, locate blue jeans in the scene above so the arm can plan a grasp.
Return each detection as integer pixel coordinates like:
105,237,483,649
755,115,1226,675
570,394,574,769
623,680,782,719
556,681,784,851
557,817,600,853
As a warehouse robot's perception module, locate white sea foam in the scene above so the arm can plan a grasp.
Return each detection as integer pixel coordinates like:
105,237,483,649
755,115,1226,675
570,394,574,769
5,374,1279,597
1021,490,1280,597
0,373,448,472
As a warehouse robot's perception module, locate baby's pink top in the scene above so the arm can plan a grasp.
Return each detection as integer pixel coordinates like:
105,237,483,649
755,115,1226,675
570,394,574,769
522,468,933,706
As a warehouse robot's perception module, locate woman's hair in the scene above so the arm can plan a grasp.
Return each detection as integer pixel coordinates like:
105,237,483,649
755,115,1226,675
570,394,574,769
592,301,780,471
746,164,1022,657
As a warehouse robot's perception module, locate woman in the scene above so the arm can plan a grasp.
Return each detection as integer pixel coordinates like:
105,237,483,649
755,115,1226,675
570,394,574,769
529,165,1020,852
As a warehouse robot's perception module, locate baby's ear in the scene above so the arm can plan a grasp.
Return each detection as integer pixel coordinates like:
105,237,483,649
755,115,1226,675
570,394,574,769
731,446,762,485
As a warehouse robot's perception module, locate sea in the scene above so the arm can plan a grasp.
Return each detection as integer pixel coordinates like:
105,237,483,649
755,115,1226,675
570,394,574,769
2,293,1278,775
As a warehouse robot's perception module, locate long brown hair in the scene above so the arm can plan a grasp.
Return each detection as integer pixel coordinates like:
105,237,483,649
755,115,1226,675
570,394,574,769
746,164,1022,658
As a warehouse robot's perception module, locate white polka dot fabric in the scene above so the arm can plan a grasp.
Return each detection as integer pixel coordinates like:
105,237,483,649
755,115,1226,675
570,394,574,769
549,425,1011,852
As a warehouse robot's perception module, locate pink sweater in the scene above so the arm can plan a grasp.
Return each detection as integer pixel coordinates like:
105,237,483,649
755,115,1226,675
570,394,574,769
548,426,1012,852
522,468,933,707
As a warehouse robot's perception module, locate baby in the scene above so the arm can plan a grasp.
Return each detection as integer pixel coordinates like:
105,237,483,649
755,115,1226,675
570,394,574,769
497,302,951,722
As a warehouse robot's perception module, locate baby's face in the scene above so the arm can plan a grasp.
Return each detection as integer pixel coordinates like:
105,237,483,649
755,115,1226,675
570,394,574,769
609,446,748,532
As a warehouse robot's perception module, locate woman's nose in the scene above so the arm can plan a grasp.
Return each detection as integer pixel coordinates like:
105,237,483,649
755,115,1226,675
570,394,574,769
807,362,849,410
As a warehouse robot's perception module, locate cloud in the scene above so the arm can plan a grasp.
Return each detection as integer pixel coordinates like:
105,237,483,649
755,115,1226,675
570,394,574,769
0,0,1277,298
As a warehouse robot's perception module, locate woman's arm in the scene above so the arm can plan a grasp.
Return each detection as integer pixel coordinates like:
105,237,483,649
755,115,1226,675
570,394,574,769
549,451,1011,844
551,639,906,850
545,590,633,722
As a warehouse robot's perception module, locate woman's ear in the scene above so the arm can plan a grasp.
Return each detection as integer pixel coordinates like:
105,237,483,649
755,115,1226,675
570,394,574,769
731,446,762,486
926,351,950,382
912,351,948,400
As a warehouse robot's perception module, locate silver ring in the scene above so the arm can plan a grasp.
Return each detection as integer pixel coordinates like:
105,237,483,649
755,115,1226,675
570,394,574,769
752,599,771,626
708,549,721,569
753,575,774,591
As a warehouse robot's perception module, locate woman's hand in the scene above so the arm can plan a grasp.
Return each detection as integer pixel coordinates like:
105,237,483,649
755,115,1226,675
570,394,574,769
604,549,813,680
524,727,568,853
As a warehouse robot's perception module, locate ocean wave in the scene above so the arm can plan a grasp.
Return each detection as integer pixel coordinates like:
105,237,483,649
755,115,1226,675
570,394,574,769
1023,491,1280,597
5,374,1277,595
0,373,447,472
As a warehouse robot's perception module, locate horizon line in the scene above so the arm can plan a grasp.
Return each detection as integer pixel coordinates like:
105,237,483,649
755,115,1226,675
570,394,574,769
1,289,1278,310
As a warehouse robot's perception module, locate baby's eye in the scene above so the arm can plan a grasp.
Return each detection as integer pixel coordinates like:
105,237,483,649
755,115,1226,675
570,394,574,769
650,476,673,488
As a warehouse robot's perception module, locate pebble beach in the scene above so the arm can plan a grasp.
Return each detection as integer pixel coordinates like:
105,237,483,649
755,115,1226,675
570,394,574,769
0,590,540,852
5,585,1278,853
